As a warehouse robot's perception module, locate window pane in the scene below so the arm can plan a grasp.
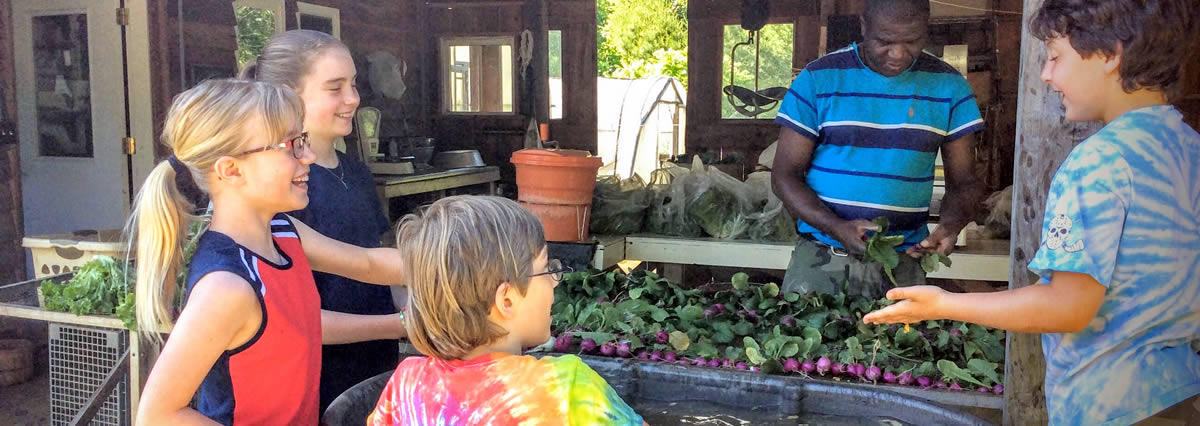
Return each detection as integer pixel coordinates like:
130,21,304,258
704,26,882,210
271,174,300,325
299,14,334,35
721,24,793,119
549,30,563,120
444,39,515,114
235,7,276,67
33,14,92,158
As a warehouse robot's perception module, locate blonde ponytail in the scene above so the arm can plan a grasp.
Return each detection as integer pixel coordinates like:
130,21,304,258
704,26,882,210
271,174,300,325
126,162,195,338
125,79,303,342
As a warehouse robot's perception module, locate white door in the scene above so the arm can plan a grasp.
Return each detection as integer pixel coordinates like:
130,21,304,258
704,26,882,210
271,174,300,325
14,0,153,237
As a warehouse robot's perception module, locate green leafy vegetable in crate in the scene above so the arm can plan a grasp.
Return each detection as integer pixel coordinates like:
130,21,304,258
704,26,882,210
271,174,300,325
39,212,210,330
40,255,136,328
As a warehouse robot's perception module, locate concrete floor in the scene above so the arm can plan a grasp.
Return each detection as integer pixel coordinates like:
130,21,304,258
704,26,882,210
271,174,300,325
0,365,51,425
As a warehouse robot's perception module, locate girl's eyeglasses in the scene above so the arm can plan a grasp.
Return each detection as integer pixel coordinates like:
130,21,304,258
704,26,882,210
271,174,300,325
236,132,309,159
530,259,572,283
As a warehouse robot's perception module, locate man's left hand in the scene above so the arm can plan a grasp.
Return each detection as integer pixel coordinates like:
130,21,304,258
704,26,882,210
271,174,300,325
906,225,957,258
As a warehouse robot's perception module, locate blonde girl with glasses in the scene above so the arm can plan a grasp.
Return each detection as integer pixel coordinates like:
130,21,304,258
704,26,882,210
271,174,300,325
240,29,404,413
131,79,405,425
368,195,646,425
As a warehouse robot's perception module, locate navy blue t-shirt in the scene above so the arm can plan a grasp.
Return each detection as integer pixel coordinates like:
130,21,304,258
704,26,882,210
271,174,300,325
288,150,398,412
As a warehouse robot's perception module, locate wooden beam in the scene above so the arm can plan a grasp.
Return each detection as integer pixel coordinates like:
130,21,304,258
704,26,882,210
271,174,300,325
1005,0,1103,424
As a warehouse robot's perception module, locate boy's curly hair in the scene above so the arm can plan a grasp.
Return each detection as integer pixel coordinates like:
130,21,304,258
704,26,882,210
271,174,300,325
395,195,546,360
1030,0,1197,95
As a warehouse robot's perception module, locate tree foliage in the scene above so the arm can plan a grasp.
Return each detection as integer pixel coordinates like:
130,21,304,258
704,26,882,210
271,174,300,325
598,0,689,87
235,6,276,67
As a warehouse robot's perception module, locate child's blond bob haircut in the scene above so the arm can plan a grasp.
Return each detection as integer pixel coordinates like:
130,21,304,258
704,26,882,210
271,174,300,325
395,195,547,360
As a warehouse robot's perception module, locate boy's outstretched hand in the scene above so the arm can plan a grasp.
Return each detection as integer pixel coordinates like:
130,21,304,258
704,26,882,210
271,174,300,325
862,285,949,325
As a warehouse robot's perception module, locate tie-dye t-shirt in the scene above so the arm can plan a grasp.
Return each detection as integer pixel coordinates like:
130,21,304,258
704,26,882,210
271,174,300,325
368,353,643,425
1027,105,1200,425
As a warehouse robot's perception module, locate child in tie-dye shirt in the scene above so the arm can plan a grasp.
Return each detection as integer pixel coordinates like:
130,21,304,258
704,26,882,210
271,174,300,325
863,0,1199,424
369,196,645,425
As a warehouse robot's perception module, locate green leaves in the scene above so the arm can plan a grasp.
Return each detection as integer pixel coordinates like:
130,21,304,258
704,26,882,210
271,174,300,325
863,217,905,286
937,359,987,387
920,251,953,274
39,255,135,326
731,272,750,291
669,330,691,351
550,266,1006,388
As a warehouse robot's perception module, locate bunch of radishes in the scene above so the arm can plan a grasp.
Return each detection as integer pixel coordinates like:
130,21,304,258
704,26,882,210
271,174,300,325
775,356,1003,394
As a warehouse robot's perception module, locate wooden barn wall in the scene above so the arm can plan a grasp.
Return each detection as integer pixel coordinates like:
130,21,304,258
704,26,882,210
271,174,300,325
686,0,821,167
548,0,598,154
298,0,429,142
0,0,24,282
424,2,528,186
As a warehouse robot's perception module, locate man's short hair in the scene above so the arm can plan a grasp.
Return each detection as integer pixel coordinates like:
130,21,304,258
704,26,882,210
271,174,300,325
864,0,931,24
1030,0,1198,95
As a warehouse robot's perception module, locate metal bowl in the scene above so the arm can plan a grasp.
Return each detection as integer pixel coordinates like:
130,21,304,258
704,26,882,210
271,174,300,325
433,150,485,169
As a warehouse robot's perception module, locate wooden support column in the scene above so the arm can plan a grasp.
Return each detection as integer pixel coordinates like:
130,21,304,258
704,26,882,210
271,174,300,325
1004,0,1103,424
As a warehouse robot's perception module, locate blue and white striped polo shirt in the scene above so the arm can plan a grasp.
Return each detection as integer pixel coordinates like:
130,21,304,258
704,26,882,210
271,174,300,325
775,43,984,249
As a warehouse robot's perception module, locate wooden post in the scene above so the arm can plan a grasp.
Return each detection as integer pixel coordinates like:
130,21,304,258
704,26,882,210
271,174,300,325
1005,0,1103,424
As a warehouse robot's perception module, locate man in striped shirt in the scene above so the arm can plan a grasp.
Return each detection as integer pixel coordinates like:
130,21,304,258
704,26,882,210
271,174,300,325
772,0,983,299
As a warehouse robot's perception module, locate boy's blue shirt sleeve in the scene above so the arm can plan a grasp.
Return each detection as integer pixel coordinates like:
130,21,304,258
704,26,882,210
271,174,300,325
775,69,819,140
945,76,985,142
1027,140,1130,286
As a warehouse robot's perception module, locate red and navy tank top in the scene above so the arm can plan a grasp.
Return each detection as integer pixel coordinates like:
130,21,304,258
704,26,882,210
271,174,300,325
183,214,321,425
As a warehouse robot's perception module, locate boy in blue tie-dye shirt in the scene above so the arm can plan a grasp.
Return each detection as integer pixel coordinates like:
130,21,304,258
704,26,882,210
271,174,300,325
864,0,1199,424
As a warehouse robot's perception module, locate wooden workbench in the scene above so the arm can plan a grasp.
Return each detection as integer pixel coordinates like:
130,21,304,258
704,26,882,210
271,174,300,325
374,166,501,219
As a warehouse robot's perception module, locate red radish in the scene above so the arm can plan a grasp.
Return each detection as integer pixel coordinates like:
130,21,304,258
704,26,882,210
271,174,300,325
655,330,670,345
676,359,690,366
816,357,832,375
704,306,721,318
950,329,963,338
949,382,964,391
831,362,846,376
693,357,708,367
616,342,632,358
708,359,721,368
992,385,1004,394
784,358,801,372
637,350,650,360
722,359,735,368
882,371,898,384
664,352,678,363
800,360,816,374
866,366,882,382
852,364,866,378
553,335,573,352
735,362,749,370
650,350,663,361
917,376,933,388
935,380,948,389
712,303,726,314
897,372,914,386
749,366,761,372
977,387,990,393
600,342,617,356
781,315,797,328
580,338,597,353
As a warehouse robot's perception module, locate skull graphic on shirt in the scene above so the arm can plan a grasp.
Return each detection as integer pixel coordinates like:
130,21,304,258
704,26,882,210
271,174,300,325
1045,214,1084,252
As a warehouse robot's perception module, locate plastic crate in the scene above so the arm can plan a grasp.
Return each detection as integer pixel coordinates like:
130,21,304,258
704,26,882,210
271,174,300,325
23,230,127,279
48,324,130,426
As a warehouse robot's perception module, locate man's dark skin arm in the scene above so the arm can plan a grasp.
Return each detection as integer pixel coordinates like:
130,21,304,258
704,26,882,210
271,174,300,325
906,133,982,257
771,127,879,254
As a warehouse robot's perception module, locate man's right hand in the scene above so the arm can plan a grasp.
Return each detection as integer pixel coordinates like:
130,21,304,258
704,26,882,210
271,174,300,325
830,219,880,255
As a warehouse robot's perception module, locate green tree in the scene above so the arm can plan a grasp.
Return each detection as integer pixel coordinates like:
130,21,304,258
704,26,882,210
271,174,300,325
598,0,688,87
235,7,276,67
